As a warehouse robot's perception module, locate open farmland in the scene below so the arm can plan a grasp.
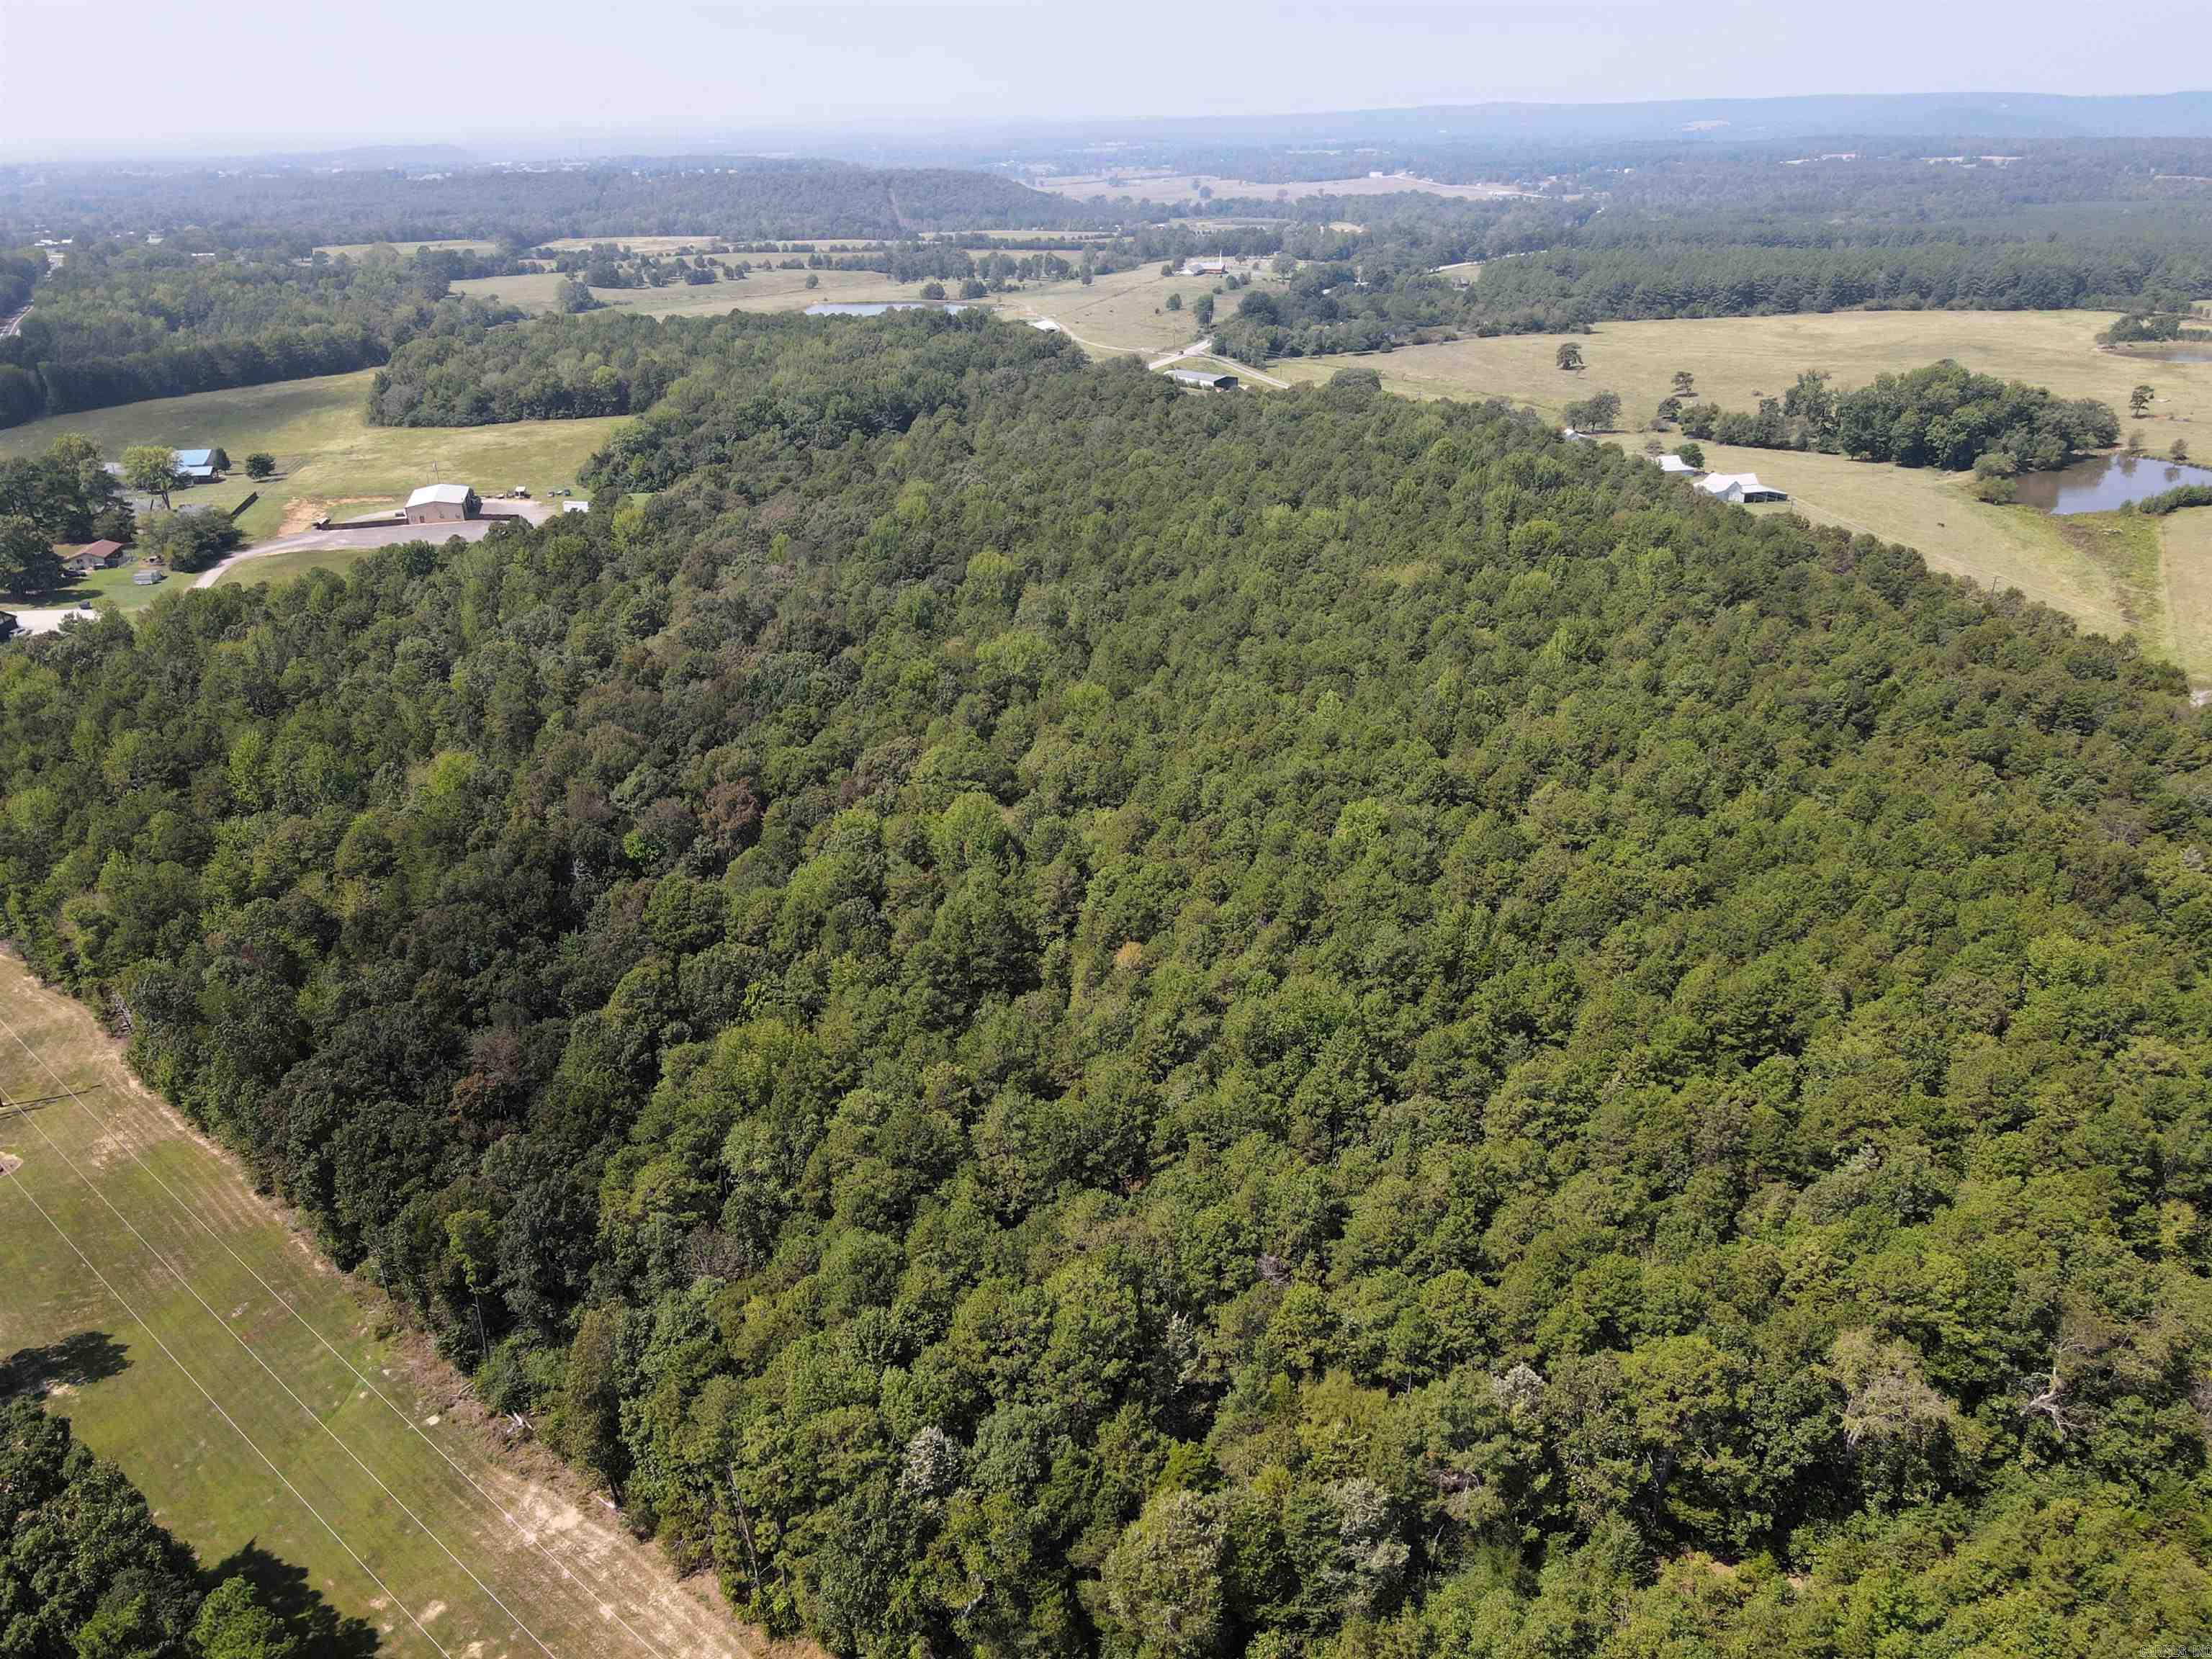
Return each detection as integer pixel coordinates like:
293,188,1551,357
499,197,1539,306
0,953,764,1659
2161,507,2212,686
988,261,1282,356
0,372,621,596
1267,309,2212,432
1271,310,2212,673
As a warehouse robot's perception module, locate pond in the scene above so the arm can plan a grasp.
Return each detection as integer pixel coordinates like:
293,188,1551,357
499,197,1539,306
804,301,973,317
2015,453,2212,515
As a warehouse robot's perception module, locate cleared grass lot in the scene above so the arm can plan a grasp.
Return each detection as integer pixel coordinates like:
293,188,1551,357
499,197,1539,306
0,953,760,1659
0,373,620,599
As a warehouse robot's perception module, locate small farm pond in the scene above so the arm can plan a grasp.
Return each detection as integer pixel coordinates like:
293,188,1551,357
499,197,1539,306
2015,453,2212,514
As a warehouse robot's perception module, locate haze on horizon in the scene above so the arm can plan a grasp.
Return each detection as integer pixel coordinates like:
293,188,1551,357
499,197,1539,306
2,0,2208,161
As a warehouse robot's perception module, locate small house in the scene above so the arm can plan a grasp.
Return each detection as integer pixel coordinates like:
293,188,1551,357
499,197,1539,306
1656,454,1704,476
1697,472,1787,504
562,499,590,514
405,483,480,524
172,448,220,484
1168,369,1238,391
63,540,126,575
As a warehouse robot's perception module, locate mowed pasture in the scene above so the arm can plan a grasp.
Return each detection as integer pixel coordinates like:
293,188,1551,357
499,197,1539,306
0,953,761,1659
1272,310,2212,673
0,372,621,598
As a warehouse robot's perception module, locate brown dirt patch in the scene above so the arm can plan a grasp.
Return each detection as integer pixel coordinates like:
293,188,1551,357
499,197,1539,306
0,1151,20,1176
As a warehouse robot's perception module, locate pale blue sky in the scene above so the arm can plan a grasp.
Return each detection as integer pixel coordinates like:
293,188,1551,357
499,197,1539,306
2,0,2206,158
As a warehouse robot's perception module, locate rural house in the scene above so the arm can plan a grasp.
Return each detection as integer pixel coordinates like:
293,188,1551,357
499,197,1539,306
1697,472,1787,503
62,539,125,575
1168,369,1239,391
404,483,480,524
1657,453,1704,475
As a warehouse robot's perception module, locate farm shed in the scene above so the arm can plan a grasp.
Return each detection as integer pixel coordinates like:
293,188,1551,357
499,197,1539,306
172,447,220,483
1168,369,1239,390
1657,454,1704,475
405,483,481,524
1698,472,1787,503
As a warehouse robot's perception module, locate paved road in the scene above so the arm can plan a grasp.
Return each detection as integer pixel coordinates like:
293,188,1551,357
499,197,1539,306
0,303,28,338
193,506,553,589
1147,336,1217,370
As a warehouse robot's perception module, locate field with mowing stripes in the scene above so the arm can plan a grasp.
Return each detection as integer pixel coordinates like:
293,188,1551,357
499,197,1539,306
0,953,768,1659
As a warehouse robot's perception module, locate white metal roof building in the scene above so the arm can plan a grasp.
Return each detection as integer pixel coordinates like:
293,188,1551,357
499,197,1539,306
1696,472,1787,503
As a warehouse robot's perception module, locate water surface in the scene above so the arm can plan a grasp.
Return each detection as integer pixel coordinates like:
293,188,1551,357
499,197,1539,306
2015,453,2212,515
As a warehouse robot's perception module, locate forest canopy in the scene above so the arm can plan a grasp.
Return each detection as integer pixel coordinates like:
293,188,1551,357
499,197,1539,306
1,312,2209,1659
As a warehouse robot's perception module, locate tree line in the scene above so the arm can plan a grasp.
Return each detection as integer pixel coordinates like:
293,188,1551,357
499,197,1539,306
1,311,2208,1657
1671,359,2121,471
0,161,1093,251
0,243,518,429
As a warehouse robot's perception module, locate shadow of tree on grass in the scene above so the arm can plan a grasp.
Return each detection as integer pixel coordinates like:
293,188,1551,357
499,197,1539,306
0,1330,129,1398
206,1538,382,1658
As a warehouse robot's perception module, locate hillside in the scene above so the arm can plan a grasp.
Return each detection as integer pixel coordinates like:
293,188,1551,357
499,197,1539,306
1,313,2209,1657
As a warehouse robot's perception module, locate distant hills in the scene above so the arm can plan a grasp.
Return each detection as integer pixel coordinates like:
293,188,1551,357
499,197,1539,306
1004,91,2212,146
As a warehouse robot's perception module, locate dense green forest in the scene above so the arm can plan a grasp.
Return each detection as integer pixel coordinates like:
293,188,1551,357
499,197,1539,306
0,243,517,428
0,161,1086,249
1672,359,2123,469
0,1393,351,1657
1465,231,2212,333
4,313,2211,1658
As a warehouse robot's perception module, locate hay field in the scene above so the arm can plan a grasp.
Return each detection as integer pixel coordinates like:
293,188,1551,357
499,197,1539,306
0,953,760,1659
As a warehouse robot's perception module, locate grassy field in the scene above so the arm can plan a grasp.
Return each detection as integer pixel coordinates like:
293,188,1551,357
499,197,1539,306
461,259,1251,359
2160,508,2212,686
0,953,762,1659
1269,309,2212,433
315,238,498,260
986,262,1268,356
1270,310,2212,670
0,374,621,603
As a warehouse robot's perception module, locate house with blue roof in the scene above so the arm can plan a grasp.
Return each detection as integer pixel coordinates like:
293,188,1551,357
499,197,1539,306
171,447,225,484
